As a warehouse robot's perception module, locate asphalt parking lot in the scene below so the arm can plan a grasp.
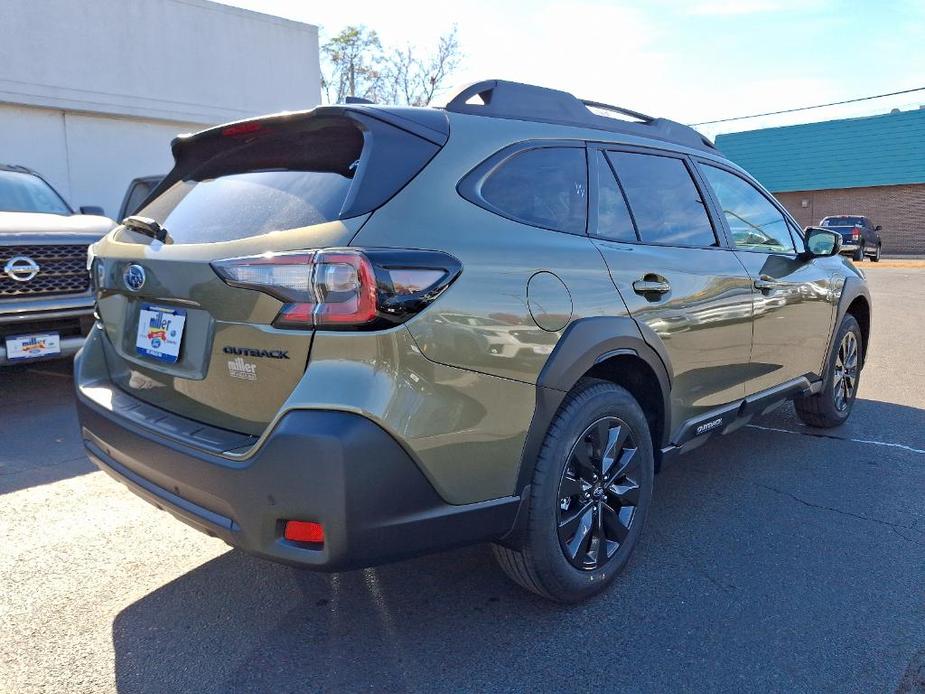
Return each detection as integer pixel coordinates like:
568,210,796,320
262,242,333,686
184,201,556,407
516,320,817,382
2,264,923,694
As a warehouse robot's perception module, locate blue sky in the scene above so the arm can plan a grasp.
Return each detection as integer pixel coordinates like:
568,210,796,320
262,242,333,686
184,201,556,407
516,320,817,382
219,0,925,138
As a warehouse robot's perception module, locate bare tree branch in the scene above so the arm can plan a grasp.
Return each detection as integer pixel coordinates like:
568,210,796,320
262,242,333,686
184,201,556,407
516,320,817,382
320,26,385,104
322,25,462,106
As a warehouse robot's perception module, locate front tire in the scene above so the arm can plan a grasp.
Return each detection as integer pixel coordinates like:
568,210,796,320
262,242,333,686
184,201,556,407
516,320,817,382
794,314,862,428
493,380,654,602
870,243,882,262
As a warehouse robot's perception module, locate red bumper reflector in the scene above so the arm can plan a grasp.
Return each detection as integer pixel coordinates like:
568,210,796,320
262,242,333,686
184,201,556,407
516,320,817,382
284,520,324,544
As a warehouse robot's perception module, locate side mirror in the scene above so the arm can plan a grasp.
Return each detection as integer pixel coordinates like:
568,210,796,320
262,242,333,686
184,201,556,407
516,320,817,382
79,205,105,216
803,227,842,257
875,225,882,231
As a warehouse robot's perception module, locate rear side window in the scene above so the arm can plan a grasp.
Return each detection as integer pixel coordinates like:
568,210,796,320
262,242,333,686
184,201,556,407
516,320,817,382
607,152,716,247
700,164,795,254
594,152,637,242
479,147,587,234
134,114,440,245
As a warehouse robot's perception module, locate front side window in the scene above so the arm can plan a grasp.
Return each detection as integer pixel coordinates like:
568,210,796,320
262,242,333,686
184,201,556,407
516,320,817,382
700,165,794,253
0,171,71,215
480,147,587,234
607,152,716,247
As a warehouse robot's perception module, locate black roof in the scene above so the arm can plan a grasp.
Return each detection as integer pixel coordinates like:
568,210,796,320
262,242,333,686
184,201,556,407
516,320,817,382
442,79,716,152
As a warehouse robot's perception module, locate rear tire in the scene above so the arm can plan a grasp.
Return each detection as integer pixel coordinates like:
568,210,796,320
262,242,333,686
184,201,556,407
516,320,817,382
794,314,862,428
493,379,654,603
852,245,865,262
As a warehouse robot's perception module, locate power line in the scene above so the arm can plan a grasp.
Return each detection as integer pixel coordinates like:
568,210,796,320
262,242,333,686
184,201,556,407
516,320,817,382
689,86,925,126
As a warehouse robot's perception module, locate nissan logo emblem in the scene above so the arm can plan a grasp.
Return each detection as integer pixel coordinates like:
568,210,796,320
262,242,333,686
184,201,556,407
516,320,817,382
123,264,146,291
4,256,40,282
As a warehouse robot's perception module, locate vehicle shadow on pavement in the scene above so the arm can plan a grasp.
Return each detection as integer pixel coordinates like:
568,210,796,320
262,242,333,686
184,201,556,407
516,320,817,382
110,399,925,693
0,361,95,495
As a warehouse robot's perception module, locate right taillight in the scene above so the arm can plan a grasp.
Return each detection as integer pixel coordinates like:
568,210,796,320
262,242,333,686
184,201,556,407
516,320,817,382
211,248,461,330
852,227,862,239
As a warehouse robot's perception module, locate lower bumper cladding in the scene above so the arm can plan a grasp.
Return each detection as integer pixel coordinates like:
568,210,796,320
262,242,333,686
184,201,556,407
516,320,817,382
76,392,521,571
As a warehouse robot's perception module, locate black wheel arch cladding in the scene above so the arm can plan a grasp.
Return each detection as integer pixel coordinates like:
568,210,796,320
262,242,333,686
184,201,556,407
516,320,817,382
515,316,673,495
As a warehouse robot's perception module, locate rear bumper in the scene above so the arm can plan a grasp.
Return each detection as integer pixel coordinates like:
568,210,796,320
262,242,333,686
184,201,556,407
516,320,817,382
0,303,94,365
75,350,521,570
0,334,86,364
839,242,860,253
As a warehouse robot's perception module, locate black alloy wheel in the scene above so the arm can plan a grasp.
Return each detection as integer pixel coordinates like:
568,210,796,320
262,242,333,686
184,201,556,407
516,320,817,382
557,416,641,571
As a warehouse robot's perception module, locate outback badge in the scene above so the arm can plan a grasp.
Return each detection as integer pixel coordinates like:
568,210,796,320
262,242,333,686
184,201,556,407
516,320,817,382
222,346,289,359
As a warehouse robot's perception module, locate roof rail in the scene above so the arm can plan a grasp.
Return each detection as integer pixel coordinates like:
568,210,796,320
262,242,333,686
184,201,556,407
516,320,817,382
442,79,715,151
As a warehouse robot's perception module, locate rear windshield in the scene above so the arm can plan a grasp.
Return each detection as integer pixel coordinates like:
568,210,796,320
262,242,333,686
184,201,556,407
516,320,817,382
822,216,864,227
136,122,362,244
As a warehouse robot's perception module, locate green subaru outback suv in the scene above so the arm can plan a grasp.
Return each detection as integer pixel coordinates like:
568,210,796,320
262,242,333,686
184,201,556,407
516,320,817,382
76,80,870,602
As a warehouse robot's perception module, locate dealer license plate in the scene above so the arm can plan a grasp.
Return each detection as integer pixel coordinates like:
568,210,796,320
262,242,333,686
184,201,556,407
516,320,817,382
135,305,186,364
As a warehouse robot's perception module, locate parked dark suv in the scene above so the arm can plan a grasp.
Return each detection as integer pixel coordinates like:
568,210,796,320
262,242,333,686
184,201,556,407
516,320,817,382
75,80,871,602
821,215,882,262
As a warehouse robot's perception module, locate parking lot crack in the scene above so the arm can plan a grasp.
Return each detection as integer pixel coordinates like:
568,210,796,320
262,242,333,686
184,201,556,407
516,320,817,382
754,482,919,536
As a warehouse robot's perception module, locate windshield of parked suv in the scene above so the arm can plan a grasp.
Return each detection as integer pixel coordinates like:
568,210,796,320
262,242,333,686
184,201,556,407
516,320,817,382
0,170,72,215
823,216,864,227
136,123,362,244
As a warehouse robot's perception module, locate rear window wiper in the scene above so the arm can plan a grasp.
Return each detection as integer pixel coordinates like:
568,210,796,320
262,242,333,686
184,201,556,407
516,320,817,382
122,215,170,243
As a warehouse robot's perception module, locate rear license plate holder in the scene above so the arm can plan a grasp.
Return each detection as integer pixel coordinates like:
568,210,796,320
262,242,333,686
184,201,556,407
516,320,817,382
5,332,61,361
135,304,186,364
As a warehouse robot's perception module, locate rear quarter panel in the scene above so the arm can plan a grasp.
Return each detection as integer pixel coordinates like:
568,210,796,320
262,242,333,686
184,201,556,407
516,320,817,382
350,114,631,386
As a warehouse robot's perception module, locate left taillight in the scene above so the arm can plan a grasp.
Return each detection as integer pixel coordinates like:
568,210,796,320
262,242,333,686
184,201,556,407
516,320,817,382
211,248,461,330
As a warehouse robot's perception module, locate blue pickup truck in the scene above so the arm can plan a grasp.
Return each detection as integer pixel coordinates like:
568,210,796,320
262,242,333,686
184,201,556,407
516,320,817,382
821,215,882,262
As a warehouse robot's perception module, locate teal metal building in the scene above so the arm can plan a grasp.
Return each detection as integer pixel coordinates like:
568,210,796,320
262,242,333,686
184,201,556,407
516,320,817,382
715,108,925,254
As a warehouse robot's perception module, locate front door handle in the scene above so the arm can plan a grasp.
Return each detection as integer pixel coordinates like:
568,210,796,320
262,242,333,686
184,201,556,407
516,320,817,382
754,274,784,291
633,278,671,295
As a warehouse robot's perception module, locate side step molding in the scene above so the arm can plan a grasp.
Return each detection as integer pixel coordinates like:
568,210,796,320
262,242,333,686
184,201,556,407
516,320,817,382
660,376,820,464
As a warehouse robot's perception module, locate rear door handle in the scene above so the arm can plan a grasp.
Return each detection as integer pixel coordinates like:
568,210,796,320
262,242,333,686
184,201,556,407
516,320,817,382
754,274,784,291
632,279,671,295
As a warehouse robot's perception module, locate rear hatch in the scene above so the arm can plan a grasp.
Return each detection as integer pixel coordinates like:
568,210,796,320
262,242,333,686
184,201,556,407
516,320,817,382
822,217,864,243
91,107,447,435
824,226,859,241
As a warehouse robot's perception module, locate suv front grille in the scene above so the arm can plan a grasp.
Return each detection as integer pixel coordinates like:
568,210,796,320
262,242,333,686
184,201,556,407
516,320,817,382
0,244,90,297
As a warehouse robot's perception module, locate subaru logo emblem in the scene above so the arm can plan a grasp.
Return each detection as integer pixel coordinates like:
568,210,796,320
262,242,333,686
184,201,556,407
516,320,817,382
4,255,40,282
123,264,146,291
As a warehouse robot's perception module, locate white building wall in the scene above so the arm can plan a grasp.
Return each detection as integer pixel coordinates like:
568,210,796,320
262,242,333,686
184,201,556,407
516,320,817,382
0,104,70,197
0,104,204,215
0,0,320,218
